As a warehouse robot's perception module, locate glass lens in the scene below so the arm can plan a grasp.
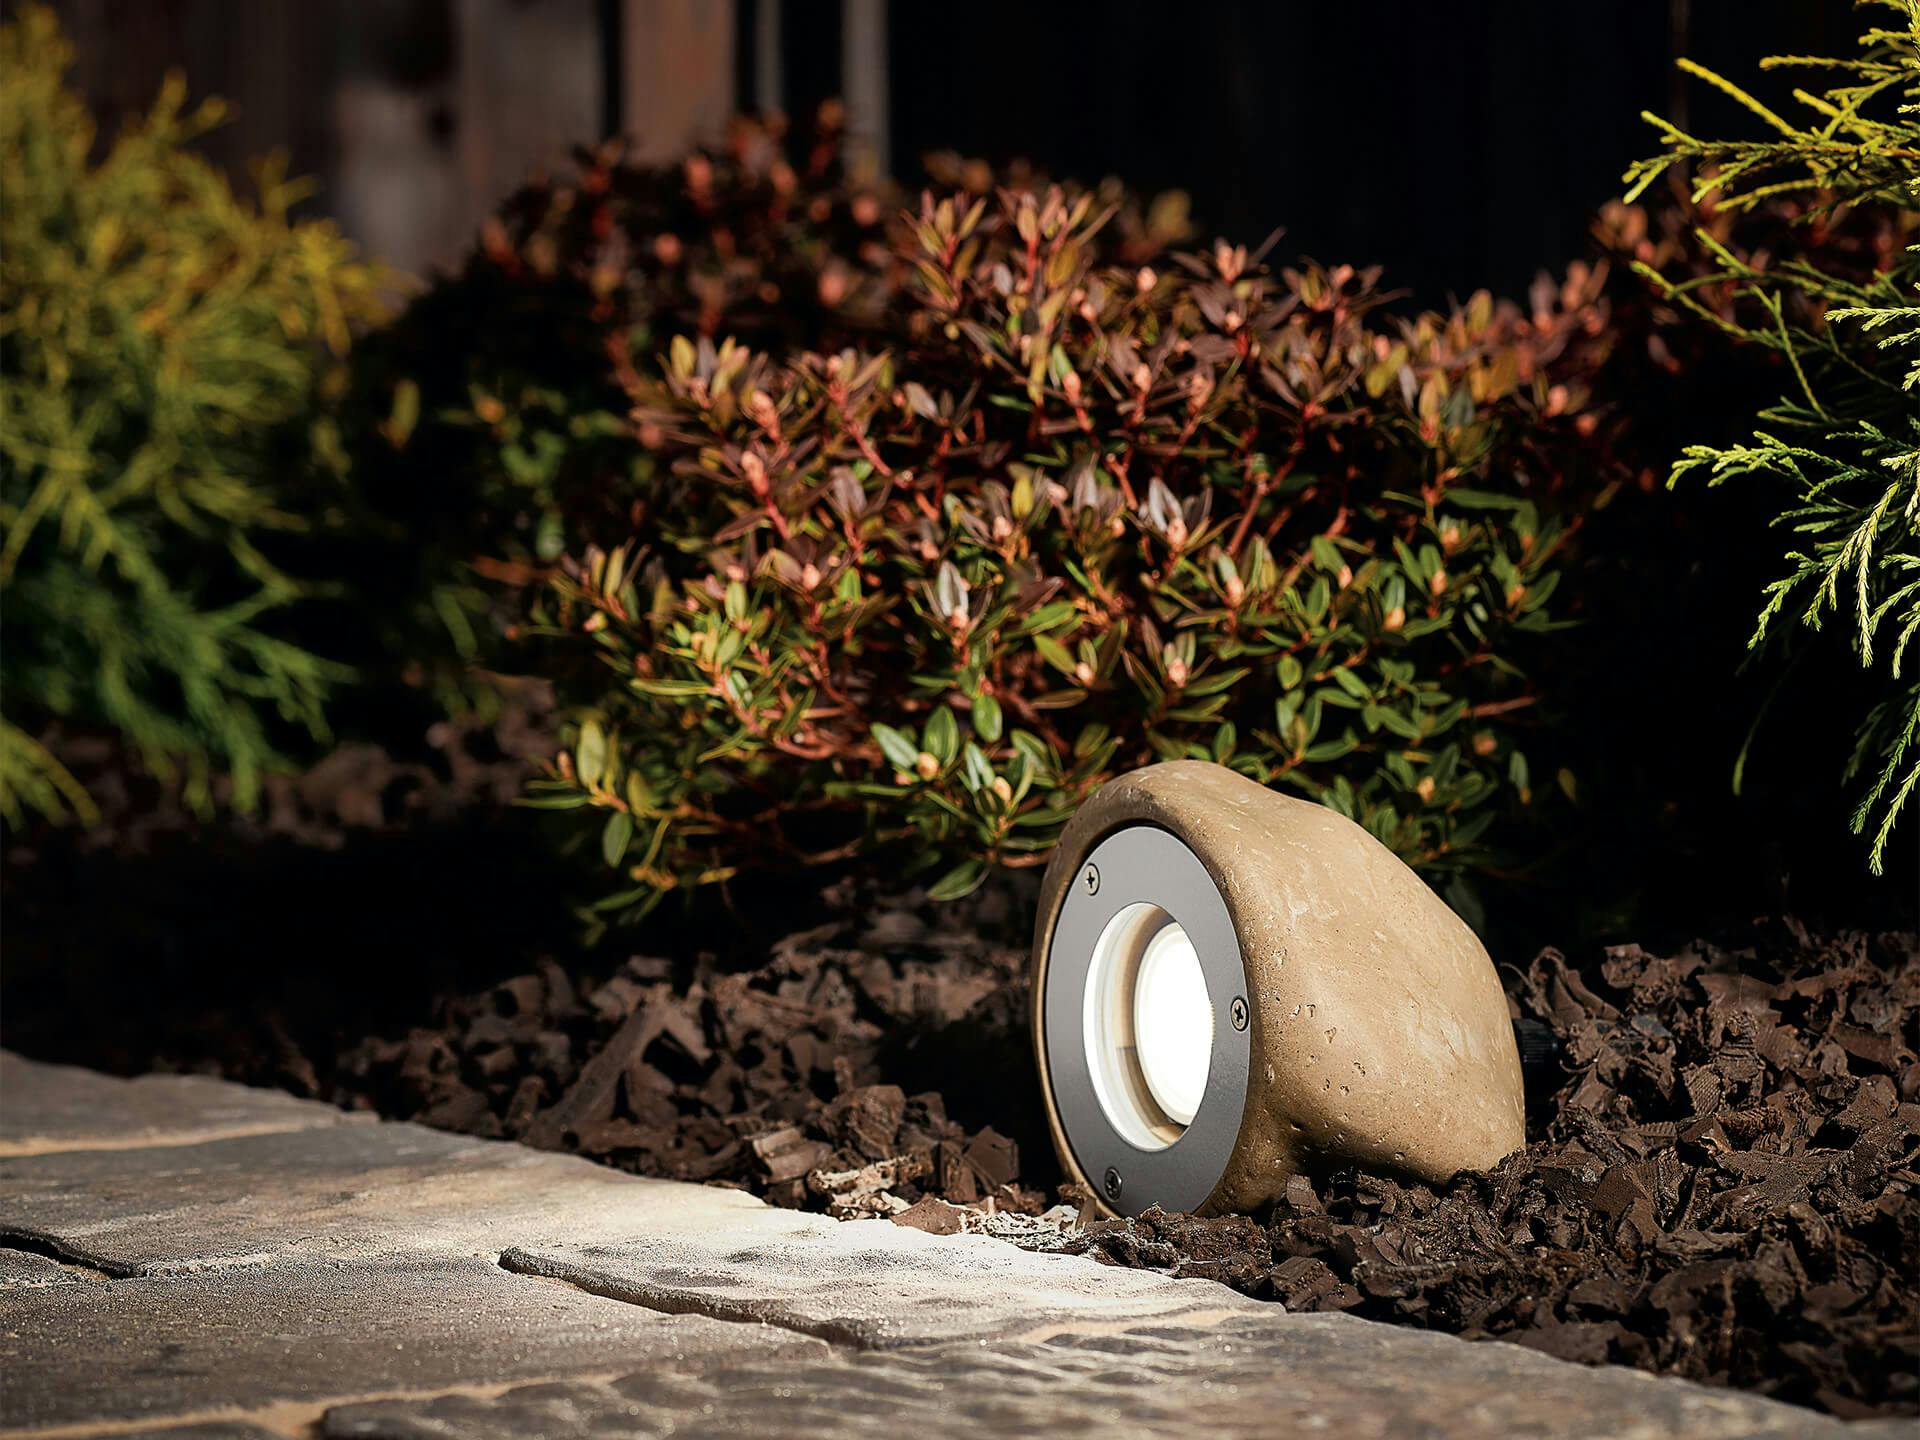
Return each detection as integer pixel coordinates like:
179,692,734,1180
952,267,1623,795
1082,903,1213,1150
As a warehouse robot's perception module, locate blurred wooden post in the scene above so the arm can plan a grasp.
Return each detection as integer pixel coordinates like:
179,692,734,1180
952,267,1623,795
751,0,783,115
841,0,887,177
330,0,599,277
618,0,734,162
452,0,600,211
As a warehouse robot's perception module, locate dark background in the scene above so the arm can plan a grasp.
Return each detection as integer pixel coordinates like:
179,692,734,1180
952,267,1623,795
877,1,1859,303
6,0,1910,1085
42,0,1862,303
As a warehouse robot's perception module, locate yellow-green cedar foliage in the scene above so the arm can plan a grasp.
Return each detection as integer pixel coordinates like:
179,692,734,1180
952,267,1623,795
0,7,386,823
1626,0,1920,872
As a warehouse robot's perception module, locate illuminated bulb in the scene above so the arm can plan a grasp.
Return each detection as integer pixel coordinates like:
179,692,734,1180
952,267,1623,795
1133,924,1212,1125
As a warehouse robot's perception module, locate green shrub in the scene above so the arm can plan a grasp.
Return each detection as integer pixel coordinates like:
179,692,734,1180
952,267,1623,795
521,185,1628,921
342,115,1189,712
0,6,385,823
1624,0,1920,872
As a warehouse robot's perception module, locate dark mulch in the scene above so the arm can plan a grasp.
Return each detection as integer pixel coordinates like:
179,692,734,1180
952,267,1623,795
311,897,1917,1418
1067,920,1918,1419
331,878,1055,1217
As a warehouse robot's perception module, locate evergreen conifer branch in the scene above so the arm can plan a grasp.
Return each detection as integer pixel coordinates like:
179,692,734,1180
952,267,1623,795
1629,0,1920,871
0,6,384,823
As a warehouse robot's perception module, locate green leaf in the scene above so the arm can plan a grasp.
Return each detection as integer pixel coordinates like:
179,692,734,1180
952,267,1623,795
624,770,656,816
927,859,987,900
1211,722,1237,763
973,691,1003,742
1375,707,1425,741
1304,576,1331,623
1332,667,1371,700
1303,735,1359,763
515,792,591,810
1184,666,1250,697
923,705,959,764
872,723,920,772
1018,601,1079,634
1032,633,1077,676
961,741,994,793
1439,488,1525,511
601,811,634,867
575,720,608,790
630,678,712,698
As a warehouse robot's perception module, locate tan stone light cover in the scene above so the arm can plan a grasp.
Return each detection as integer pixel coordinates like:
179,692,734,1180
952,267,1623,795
1033,761,1525,1217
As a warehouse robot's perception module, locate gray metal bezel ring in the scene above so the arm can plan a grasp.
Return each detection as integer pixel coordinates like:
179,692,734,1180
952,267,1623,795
1041,824,1251,1216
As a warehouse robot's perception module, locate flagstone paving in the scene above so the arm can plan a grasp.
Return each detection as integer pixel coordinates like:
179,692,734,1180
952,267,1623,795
0,1051,1901,1438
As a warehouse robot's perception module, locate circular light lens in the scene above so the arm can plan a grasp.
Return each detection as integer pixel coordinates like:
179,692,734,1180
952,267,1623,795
1133,924,1211,1125
1082,902,1214,1150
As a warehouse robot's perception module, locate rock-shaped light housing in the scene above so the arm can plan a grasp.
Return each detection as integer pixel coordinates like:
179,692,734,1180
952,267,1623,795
1032,761,1525,1217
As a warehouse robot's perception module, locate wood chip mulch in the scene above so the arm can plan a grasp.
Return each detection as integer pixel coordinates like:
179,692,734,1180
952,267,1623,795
1066,920,1918,1419
335,882,1050,1218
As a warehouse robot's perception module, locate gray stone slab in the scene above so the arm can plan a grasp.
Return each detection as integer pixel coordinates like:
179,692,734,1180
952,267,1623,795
0,1112,774,1274
318,1309,1883,1440
0,1255,821,1432
1,1119,1249,1345
0,1246,83,1288
0,1050,351,1156
1,1059,1889,1440
500,1227,1259,1350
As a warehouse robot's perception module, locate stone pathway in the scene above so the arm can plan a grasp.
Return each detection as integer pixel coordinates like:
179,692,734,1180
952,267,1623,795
0,1051,1897,1438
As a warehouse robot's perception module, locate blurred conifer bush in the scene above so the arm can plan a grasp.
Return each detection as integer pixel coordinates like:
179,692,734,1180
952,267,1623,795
0,6,384,823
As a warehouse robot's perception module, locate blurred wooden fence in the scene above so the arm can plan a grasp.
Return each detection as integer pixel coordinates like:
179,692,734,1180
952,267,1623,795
39,0,748,278
24,0,1858,303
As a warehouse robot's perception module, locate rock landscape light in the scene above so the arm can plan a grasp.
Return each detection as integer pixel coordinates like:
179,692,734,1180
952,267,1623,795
1032,761,1526,1217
